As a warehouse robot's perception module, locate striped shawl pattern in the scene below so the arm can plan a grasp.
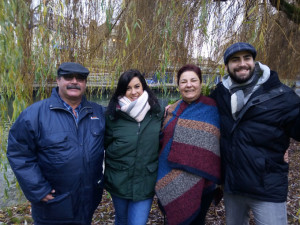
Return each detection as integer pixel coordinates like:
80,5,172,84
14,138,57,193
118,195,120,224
155,96,221,225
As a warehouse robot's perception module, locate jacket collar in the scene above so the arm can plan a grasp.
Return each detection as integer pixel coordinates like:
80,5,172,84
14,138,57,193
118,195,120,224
251,70,282,98
230,70,285,132
49,87,92,110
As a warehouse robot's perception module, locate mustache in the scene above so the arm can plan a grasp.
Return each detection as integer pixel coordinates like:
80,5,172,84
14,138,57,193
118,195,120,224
67,85,81,90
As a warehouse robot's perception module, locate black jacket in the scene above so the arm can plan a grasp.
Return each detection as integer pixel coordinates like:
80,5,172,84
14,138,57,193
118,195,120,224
211,71,300,202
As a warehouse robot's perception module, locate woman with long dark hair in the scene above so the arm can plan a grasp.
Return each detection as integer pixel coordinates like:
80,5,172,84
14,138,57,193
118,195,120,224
104,69,163,225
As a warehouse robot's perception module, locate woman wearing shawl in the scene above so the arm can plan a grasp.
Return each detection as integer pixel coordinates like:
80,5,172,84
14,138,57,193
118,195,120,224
155,64,221,225
104,69,164,225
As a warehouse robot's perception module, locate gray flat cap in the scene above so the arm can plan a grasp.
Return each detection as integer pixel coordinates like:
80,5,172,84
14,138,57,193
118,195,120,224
224,42,257,65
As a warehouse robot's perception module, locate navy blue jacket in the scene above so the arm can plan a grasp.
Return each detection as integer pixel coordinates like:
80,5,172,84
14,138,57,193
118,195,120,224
211,71,300,202
7,88,105,224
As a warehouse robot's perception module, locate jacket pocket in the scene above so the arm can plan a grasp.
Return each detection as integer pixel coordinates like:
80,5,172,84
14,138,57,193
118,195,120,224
143,162,158,196
89,119,105,163
42,192,74,219
104,163,131,196
234,156,265,192
40,135,68,149
39,133,70,164
90,118,105,136
264,159,288,195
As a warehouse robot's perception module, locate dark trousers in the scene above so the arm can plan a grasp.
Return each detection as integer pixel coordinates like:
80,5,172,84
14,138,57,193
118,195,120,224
189,190,215,225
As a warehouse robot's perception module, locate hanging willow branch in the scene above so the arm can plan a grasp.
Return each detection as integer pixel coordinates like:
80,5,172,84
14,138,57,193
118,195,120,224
86,0,132,56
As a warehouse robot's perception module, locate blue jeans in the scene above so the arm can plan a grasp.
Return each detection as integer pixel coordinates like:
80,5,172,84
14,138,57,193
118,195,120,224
224,193,287,225
111,195,153,225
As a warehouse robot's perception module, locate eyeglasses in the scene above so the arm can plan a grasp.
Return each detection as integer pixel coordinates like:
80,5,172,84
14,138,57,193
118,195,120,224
62,74,86,82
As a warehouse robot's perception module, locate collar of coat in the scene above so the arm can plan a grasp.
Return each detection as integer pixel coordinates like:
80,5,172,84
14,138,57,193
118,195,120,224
49,87,92,111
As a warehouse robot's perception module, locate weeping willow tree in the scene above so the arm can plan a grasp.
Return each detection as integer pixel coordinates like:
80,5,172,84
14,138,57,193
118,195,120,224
0,0,300,202
0,1,36,194
207,0,300,80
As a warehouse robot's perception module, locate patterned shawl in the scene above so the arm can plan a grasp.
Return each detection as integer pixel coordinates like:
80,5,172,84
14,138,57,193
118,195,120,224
155,95,221,225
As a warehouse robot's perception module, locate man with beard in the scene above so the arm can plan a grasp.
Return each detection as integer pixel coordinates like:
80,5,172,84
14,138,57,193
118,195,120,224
7,62,105,225
211,42,300,225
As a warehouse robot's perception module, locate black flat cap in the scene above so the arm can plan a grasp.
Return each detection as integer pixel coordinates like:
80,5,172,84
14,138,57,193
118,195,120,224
57,62,89,78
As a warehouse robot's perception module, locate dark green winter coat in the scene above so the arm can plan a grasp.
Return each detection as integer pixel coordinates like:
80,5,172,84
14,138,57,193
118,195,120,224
104,105,163,201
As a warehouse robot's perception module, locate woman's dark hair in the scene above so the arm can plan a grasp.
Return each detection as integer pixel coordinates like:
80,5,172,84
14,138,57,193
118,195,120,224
106,69,159,118
177,64,202,85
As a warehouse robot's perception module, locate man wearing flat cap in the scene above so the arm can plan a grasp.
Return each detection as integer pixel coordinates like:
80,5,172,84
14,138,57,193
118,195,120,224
7,62,105,224
211,42,300,225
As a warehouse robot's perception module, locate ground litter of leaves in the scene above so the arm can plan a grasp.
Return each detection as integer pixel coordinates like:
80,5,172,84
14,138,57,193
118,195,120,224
1,140,299,225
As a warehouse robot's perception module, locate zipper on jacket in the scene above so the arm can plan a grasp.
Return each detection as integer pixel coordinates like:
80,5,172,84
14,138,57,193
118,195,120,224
77,106,91,127
137,122,141,135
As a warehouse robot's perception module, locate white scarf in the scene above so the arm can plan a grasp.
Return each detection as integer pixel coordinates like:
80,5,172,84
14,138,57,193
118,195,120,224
118,90,150,122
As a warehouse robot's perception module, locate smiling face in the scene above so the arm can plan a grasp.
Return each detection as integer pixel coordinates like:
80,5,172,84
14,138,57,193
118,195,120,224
125,77,144,101
226,51,255,84
57,74,87,104
178,71,202,104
